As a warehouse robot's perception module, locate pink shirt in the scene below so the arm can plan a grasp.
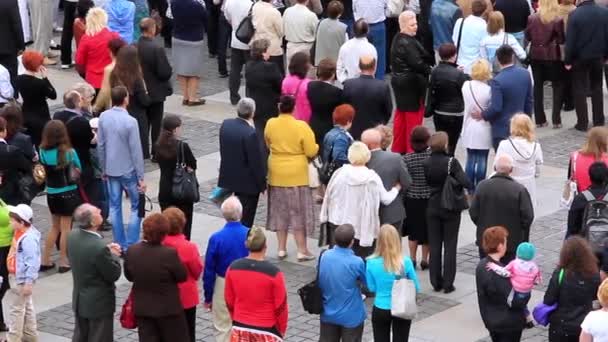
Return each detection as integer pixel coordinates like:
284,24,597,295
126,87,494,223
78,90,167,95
573,152,608,192
505,259,541,293
282,74,312,123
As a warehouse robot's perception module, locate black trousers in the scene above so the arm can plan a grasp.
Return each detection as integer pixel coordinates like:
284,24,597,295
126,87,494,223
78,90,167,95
433,114,463,156
234,192,259,228
531,60,565,125
204,0,221,55
372,306,412,342
0,54,18,95
489,330,523,342
60,1,76,65
136,313,189,342
548,328,579,342
0,246,10,325
572,58,605,128
146,102,164,157
427,208,460,290
160,201,194,240
184,307,196,342
385,17,399,73
353,238,376,262
73,315,114,342
217,15,232,75
319,321,364,342
229,48,249,104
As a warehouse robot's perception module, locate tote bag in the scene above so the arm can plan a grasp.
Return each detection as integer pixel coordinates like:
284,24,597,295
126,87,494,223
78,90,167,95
391,266,417,320
171,141,200,203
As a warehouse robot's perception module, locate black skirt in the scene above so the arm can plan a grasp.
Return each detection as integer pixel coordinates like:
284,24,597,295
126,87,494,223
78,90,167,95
403,197,429,243
47,189,83,216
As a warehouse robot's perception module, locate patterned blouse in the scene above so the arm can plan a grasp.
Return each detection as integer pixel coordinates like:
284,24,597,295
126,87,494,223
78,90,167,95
403,148,432,199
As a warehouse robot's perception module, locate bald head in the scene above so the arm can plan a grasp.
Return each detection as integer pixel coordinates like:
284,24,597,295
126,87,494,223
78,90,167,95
399,10,417,35
359,55,376,75
139,17,157,37
73,203,102,230
494,154,514,175
361,128,382,150
221,196,243,222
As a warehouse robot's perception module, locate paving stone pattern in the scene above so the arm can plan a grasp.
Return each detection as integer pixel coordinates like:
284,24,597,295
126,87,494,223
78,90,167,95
537,128,586,168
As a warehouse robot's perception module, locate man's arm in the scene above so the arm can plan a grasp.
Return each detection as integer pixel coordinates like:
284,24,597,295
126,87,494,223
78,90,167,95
336,47,348,83
245,131,267,192
94,245,122,283
482,79,502,121
382,83,393,123
202,236,217,304
524,75,533,116
398,158,412,190
128,120,145,180
0,69,13,99
154,45,173,82
564,13,576,65
97,118,106,175
520,188,535,239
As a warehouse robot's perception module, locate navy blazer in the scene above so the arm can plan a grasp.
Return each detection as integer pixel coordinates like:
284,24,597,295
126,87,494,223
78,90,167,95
343,75,393,140
218,118,267,195
482,65,533,140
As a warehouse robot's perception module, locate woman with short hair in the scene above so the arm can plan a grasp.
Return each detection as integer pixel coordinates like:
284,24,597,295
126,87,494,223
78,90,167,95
320,104,355,181
313,0,347,66
496,114,543,208
1,104,37,163
281,52,313,123
309,58,345,148
479,11,526,74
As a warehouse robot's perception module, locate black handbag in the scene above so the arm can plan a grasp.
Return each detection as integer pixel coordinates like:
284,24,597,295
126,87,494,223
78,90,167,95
309,19,323,66
318,143,338,185
297,250,326,315
171,141,200,203
235,2,256,44
440,157,469,212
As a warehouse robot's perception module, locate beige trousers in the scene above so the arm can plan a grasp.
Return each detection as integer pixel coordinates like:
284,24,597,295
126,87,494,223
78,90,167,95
7,285,38,342
212,276,231,342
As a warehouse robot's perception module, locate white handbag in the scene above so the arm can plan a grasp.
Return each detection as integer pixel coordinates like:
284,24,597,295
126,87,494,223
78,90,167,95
390,266,417,320
560,152,578,209
308,157,322,189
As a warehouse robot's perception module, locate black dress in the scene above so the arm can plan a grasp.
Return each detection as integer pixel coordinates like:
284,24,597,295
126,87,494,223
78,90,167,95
307,80,344,147
245,59,282,140
15,75,57,147
156,140,197,240
126,79,151,159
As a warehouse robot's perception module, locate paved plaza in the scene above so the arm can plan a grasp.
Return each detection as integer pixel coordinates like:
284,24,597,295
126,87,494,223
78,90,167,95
8,42,608,341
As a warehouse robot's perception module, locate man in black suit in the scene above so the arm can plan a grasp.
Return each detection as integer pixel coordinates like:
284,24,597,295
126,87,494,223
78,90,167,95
343,55,393,140
0,0,24,94
137,18,173,160
218,98,266,228
67,204,122,342
0,116,31,205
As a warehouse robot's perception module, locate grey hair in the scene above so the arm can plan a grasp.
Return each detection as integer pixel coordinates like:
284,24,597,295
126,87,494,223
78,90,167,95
63,90,82,110
72,203,98,229
221,196,243,222
70,82,96,100
237,98,256,119
494,153,514,174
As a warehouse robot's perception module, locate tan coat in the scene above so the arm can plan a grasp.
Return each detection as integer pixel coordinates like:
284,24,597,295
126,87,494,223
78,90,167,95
251,2,284,56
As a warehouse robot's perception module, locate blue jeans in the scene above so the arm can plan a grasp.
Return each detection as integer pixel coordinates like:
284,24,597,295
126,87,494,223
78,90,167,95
107,172,141,251
368,21,386,80
465,149,489,192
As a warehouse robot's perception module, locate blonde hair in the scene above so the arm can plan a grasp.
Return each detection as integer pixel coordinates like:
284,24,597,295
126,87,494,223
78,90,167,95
347,141,371,166
510,114,535,142
85,7,108,36
487,11,505,35
580,127,608,160
370,225,403,274
470,59,492,81
598,278,608,307
375,124,394,150
539,0,560,23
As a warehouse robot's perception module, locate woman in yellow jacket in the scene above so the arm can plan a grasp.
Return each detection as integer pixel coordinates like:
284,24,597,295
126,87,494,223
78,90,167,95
265,95,319,262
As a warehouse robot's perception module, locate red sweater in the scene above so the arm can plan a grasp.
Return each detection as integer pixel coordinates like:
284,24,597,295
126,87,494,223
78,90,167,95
162,234,203,309
224,258,288,336
75,28,119,89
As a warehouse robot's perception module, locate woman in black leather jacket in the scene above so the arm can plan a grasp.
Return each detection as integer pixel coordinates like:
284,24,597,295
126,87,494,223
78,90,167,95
390,11,433,155
425,43,470,155
544,236,601,342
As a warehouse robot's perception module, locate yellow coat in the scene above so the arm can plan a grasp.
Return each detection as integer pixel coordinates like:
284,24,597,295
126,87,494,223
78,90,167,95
265,114,319,187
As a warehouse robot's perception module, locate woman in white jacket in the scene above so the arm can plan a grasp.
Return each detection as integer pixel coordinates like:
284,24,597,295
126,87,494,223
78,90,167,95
461,59,493,193
479,11,526,74
319,141,401,259
496,114,543,208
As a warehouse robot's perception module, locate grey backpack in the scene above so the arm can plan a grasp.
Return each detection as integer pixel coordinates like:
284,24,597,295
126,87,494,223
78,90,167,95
581,190,608,253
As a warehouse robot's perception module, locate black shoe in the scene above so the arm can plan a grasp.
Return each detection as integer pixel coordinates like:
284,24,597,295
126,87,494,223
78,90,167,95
150,156,158,163
230,97,240,106
219,73,229,78
432,286,442,292
209,53,217,58
574,124,588,132
58,266,71,273
525,321,535,329
420,260,429,270
443,285,456,294
39,263,56,272
0,322,7,332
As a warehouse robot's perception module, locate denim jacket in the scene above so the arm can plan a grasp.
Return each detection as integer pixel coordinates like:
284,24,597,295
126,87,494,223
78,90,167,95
16,227,41,285
322,126,353,165
430,0,462,50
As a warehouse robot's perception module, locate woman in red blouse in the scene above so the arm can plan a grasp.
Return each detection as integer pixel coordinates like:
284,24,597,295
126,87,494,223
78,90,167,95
161,207,203,342
224,227,288,341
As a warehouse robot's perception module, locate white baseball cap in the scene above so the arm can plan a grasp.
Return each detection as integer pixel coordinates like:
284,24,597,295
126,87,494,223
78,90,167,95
8,204,33,224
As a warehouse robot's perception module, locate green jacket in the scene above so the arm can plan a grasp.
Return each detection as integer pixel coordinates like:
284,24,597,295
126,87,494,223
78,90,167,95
67,228,122,319
0,202,13,247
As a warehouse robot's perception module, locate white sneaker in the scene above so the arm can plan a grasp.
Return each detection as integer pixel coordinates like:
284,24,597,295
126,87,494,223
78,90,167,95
61,64,72,69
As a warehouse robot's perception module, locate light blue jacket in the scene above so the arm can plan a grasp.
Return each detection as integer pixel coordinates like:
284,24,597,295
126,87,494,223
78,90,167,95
15,227,41,285
452,15,488,73
105,0,136,43
430,0,463,50
366,256,420,310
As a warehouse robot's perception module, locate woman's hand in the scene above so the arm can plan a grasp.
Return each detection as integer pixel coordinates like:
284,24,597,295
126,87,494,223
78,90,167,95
38,66,48,79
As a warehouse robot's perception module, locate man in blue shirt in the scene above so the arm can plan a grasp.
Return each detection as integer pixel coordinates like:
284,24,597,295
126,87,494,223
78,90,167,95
202,196,249,342
318,224,367,341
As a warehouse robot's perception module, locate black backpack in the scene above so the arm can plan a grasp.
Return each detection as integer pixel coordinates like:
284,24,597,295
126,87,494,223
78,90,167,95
581,190,608,253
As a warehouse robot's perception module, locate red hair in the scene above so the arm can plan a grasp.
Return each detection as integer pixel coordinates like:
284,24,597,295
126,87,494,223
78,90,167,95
332,104,356,126
21,51,44,72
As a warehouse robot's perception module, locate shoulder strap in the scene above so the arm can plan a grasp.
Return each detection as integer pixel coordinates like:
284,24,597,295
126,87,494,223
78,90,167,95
508,138,536,161
468,82,484,111
571,151,578,180
455,17,465,63
294,79,305,98
447,157,453,175
315,249,327,281
582,190,596,202
65,114,79,126
503,32,508,45
558,268,564,285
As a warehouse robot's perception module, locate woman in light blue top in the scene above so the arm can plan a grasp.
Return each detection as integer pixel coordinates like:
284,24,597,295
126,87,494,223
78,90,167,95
39,120,83,273
366,224,420,342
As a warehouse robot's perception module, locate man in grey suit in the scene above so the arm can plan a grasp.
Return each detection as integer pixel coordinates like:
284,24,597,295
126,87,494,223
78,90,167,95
67,204,122,342
362,128,412,230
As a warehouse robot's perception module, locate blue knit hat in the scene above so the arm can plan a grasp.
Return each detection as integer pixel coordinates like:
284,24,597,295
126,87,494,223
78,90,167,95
516,242,536,261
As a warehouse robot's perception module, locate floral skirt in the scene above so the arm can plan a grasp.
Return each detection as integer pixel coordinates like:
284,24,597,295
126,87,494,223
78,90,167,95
230,325,283,342
266,186,314,235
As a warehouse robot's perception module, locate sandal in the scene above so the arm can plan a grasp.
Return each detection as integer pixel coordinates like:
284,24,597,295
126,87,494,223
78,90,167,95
187,98,206,106
277,250,287,260
182,99,188,106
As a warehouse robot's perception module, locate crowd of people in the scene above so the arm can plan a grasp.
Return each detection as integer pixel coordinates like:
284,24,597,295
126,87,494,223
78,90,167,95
0,0,608,340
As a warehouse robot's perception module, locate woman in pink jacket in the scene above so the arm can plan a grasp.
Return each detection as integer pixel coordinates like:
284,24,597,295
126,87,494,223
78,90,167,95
282,52,312,123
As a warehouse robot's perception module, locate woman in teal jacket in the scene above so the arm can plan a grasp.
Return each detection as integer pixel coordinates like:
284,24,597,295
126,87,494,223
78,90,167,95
366,224,420,342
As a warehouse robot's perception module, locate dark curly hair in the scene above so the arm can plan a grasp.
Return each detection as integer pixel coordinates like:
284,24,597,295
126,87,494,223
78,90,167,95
559,236,599,278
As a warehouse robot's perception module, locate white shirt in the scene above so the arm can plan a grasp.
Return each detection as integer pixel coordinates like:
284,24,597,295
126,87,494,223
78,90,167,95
283,4,318,43
452,15,488,74
0,65,13,104
224,0,253,50
461,80,492,150
336,37,378,83
581,310,608,342
353,0,387,24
